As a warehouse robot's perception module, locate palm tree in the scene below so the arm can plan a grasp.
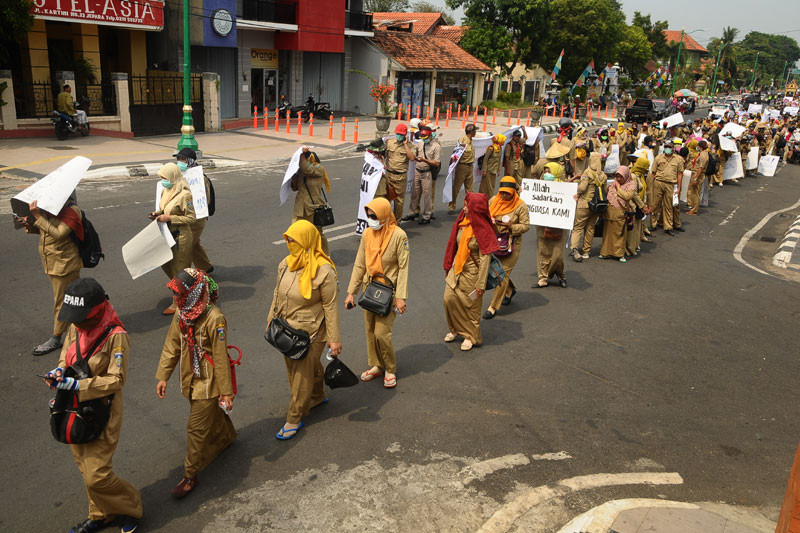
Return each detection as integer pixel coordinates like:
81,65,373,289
719,26,738,83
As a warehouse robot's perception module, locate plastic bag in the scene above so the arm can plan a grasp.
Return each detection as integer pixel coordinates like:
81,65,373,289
324,352,359,389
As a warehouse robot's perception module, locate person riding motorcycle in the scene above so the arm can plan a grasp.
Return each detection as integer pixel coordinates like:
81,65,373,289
57,85,87,131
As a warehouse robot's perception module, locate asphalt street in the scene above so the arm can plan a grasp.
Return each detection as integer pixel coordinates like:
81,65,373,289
3,132,799,532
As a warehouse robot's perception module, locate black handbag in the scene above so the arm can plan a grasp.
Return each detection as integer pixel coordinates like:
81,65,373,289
358,274,395,316
304,174,335,227
588,176,609,214
265,267,312,360
49,326,116,445
324,356,359,389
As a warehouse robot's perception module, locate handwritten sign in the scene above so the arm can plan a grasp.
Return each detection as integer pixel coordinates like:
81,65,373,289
11,156,91,218
356,151,385,235
758,155,780,177
183,166,208,218
723,153,744,181
519,179,578,230
121,220,175,280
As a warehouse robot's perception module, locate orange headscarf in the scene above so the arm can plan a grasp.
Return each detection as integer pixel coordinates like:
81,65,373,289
363,197,396,276
489,176,523,218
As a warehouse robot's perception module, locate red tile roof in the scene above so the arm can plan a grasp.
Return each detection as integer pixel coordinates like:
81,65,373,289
370,30,490,72
663,30,708,53
372,12,444,35
432,25,468,44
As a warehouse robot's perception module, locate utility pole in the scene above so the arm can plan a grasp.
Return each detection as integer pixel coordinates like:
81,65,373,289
671,29,685,95
177,0,198,152
750,52,759,91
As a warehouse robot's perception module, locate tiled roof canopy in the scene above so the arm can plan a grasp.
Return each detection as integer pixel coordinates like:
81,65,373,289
370,30,490,71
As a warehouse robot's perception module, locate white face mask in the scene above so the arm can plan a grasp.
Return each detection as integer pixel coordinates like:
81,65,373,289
366,218,384,231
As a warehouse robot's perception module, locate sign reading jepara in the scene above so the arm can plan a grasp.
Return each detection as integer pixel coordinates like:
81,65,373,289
519,179,578,230
32,0,164,30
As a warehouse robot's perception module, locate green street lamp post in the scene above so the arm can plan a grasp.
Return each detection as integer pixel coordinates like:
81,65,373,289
750,52,759,90
671,28,705,95
177,0,198,152
711,42,732,96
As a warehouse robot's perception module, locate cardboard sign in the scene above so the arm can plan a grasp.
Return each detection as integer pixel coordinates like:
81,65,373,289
11,156,91,218
746,146,760,170
719,135,739,153
122,220,176,280
720,123,746,139
661,112,684,129
279,147,305,206
747,103,763,114
356,151,385,235
519,179,578,230
758,155,780,177
183,166,209,219
723,153,744,181
680,170,691,203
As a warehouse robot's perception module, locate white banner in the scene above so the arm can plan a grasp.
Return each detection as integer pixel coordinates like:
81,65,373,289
784,106,799,116
747,103,763,114
279,147,305,206
768,109,781,121
662,112,684,129
519,179,578,230
604,144,620,175
746,146,760,170
11,156,91,218
355,151,385,235
758,155,780,177
184,166,209,219
442,143,465,204
719,135,739,153
122,220,176,280
720,122,746,139
723,153,744,181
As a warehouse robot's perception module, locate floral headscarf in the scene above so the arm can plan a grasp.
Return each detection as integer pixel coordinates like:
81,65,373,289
167,268,219,377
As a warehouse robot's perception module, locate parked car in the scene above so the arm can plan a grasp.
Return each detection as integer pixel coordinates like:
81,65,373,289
625,99,661,123
651,99,669,119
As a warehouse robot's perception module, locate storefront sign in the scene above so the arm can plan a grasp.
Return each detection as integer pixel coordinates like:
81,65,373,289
251,49,278,69
32,0,165,30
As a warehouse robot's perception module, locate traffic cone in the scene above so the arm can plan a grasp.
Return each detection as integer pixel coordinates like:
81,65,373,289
354,118,359,143
297,115,302,136
253,106,257,128
328,115,333,140
286,111,291,133
309,113,314,137
341,117,346,141
275,108,279,132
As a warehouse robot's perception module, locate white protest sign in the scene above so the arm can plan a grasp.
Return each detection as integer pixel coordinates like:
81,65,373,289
472,136,493,190
662,112,684,129
356,151,385,235
519,179,578,230
11,156,91,218
637,133,647,149
672,184,679,207
784,106,799,116
701,176,709,207
719,135,739,153
722,152,744,181
441,143,465,204
720,122,746,139
757,155,780,177
747,103,762,114
183,166,209,219
279,147,304,206
122,220,176,280
680,170,691,203
604,144,620,175
768,109,781,121
746,146,759,170
524,126,547,158
155,181,163,211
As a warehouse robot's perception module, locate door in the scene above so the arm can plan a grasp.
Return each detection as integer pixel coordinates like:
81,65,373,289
251,68,263,116
264,69,278,111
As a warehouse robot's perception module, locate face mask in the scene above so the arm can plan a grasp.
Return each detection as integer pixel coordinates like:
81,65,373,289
542,172,555,181
366,218,384,231
160,179,173,189
664,148,673,155
177,161,188,172
395,134,406,142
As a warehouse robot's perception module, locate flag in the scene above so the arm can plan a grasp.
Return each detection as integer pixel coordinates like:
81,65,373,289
656,66,669,88
595,62,612,87
550,49,564,83
570,60,594,94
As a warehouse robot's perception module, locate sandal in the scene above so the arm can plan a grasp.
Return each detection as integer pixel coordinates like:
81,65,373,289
276,421,304,440
360,368,383,381
384,375,397,388
444,332,457,342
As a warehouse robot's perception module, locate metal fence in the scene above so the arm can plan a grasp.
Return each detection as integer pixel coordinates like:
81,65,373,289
129,73,205,136
14,81,56,119
76,79,117,116
130,74,203,105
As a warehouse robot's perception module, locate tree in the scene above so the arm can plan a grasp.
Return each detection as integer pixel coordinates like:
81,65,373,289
707,27,739,87
411,1,456,24
448,0,551,75
365,0,410,11
735,31,800,88
0,0,34,65
631,11,669,60
615,25,652,80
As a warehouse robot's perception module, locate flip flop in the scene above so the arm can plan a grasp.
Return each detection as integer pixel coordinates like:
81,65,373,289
312,398,329,409
384,376,397,388
360,368,383,382
276,421,304,440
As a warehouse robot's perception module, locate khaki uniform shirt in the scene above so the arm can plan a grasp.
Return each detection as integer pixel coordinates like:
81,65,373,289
156,305,233,400
459,136,475,165
416,141,441,172
691,150,709,181
293,156,328,220
385,138,417,175
652,153,684,184
504,140,524,164
557,137,576,162
33,205,82,276
267,260,341,344
445,236,490,291
574,156,589,177
482,146,502,175
159,188,196,231
490,199,530,240
347,227,410,299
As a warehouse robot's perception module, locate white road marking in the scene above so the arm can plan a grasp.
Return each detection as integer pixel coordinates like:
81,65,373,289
772,214,800,269
459,453,529,485
326,232,359,243
477,472,684,533
556,498,699,533
733,196,800,279
719,206,739,226
271,222,357,244
531,451,572,461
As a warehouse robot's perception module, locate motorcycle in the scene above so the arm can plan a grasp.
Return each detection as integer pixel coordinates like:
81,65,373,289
306,95,332,121
51,100,90,140
277,94,333,123
278,95,310,122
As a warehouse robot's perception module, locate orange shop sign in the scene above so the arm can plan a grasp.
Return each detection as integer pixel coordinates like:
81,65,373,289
251,49,279,69
31,0,165,31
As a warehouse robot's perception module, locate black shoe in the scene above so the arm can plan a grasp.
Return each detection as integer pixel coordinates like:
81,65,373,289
675,226,685,232
418,218,430,225
664,229,675,236
448,210,456,216
558,278,568,288
482,309,496,320
32,335,62,356
501,289,517,306
430,214,436,220
69,518,108,533
401,213,419,222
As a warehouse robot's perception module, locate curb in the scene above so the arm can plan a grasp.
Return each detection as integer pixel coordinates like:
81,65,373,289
82,158,248,180
772,213,800,269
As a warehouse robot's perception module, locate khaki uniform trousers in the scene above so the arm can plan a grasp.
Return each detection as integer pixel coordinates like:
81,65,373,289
185,397,237,478
448,163,474,211
363,308,398,374
409,169,433,220
386,171,408,222
687,174,706,214
50,270,80,336
713,152,726,185
189,219,213,271
652,180,678,230
478,172,497,197
570,206,599,254
284,340,326,424
162,226,193,279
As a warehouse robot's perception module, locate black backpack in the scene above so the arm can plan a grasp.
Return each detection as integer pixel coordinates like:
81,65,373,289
705,152,719,176
522,144,537,166
205,175,216,216
71,210,104,268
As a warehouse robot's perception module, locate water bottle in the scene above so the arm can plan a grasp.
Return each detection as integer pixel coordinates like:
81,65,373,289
219,398,232,416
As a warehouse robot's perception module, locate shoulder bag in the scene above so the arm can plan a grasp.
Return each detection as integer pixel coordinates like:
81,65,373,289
303,174,335,228
469,253,506,290
494,232,513,257
358,274,395,316
49,325,116,445
265,267,312,360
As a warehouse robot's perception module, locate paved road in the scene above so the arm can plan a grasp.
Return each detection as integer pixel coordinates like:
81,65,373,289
2,145,796,532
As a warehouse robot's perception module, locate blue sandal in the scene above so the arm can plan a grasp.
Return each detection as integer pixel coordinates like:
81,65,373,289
276,421,304,440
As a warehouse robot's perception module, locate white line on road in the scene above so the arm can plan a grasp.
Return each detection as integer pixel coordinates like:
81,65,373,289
719,206,740,226
477,472,684,533
733,197,800,279
271,222,357,244
556,498,699,533
531,451,572,461
459,453,530,485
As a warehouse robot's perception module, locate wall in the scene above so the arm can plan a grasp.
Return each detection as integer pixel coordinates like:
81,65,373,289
347,38,387,114
275,0,344,53
236,30,276,118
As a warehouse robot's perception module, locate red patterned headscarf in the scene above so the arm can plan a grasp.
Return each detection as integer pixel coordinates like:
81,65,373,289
167,268,219,377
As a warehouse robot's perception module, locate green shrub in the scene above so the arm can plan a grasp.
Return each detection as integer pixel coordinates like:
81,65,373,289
497,91,522,104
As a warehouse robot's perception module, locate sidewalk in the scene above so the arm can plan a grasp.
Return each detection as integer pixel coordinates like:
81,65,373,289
0,113,597,180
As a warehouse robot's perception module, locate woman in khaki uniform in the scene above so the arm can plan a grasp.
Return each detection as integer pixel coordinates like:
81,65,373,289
152,163,196,315
483,177,529,320
176,148,214,272
293,147,332,254
44,278,142,533
267,220,341,438
535,163,568,288
479,134,504,196
156,268,236,498
22,198,83,355
616,123,630,162
630,155,651,245
570,153,606,262
600,166,644,262
442,192,497,351
573,142,590,177
345,198,409,388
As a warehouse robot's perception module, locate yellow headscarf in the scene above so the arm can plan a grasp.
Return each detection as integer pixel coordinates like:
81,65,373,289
631,156,650,176
158,163,190,212
617,123,625,134
543,162,565,182
283,219,335,299
490,133,506,152
363,197,396,276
